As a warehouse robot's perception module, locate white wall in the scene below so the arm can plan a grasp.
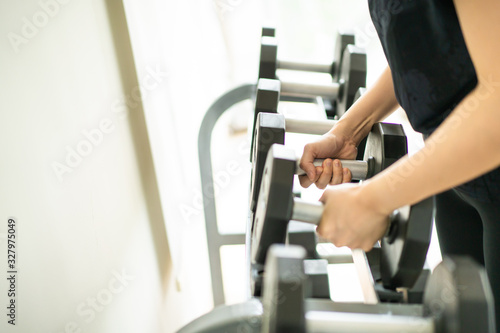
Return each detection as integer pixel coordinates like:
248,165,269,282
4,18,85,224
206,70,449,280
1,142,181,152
120,0,266,327
0,0,179,332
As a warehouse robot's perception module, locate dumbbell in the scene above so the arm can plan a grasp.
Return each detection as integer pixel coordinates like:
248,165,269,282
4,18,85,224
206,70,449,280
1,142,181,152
178,245,494,333
259,28,355,82
260,245,495,333
249,113,406,217
250,143,433,296
258,40,366,118
250,77,365,165
177,250,494,332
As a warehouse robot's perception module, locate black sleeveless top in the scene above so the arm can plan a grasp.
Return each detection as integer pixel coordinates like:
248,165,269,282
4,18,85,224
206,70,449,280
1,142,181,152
368,0,500,202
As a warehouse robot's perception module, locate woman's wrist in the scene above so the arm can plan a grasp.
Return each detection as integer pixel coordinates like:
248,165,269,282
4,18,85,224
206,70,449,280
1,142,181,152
332,114,374,147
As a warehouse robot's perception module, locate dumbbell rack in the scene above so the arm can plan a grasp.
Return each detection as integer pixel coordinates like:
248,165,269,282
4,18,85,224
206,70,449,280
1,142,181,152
198,83,256,306
198,85,340,306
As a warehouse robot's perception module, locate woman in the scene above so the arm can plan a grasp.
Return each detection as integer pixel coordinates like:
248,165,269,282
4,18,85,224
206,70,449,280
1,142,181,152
299,0,500,328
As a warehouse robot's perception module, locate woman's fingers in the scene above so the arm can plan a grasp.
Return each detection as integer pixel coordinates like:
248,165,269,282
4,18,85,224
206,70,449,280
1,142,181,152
331,159,344,185
316,160,333,189
342,167,352,183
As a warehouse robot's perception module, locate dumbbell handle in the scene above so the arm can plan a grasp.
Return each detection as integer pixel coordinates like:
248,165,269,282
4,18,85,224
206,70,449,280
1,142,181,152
296,158,369,181
281,80,340,99
292,198,324,225
306,310,433,333
277,59,332,74
285,118,337,135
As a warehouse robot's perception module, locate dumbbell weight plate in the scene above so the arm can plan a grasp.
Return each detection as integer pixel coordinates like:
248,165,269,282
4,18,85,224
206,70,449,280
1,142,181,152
259,37,278,79
250,78,280,163
250,145,295,296
251,146,295,265
332,29,355,80
336,45,367,116
423,256,496,333
362,122,434,290
249,112,285,213
262,26,275,37
363,122,407,176
381,198,434,289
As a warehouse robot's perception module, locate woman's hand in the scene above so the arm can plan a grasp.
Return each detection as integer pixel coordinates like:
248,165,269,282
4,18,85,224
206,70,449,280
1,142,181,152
299,67,401,190
299,131,358,189
317,183,391,252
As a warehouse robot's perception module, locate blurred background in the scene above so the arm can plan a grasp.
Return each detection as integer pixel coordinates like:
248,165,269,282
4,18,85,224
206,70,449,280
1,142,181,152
0,1,439,332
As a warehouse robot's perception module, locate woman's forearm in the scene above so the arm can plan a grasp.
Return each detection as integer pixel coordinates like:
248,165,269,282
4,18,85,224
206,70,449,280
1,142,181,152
334,67,400,145
363,82,500,214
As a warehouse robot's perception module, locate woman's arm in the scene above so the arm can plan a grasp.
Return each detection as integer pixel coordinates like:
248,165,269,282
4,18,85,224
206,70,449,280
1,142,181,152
334,66,400,145
318,0,500,251
299,66,400,187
